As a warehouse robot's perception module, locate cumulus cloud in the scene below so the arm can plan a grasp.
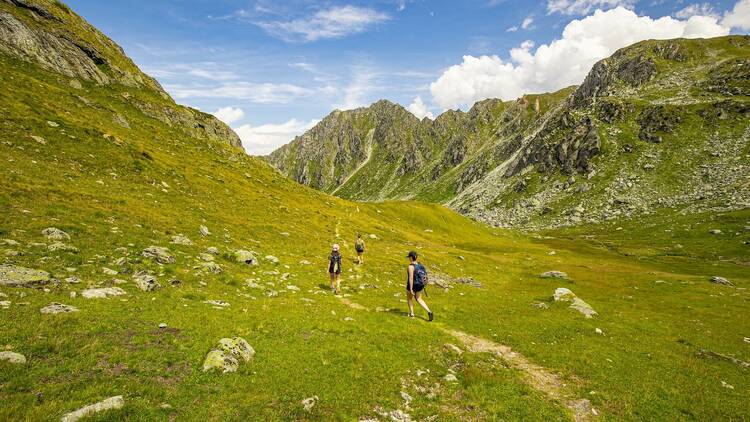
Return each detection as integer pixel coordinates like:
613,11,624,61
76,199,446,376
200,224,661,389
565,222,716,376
212,107,245,124
547,0,635,15
722,0,750,30
675,3,718,19
406,97,434,120
430,6,731,110
257,5,390,42
235,118,320,155
522,17,534,29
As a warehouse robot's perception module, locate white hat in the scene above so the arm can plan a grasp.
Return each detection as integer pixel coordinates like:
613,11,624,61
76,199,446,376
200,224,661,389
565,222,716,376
332,244,340,251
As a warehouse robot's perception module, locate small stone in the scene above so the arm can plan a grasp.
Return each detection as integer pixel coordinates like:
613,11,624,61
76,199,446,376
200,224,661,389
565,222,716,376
48,242,78,252
444,373,458,382
302,396,318,412
46,121,59,127
710,276,733,286
654,280,667,284
0,351,26,364
204,300,229,308
0,301,10,308
541,271,568,279
709,229,722,235
171,235,193,246
158,323,168,329
265,255,279,264
133,271,160,292
287,285,300,292
368,234,378,240
142,246,174,264
40,303,79,314
81,287,126,299
69,291,77,299
201,262,223,274
532,302,550,309
206,247,220,255
198,253,215,262
280,232,290,237
721,381,734,389
299,260,311,265
65,277,81,284
199,225,211,237
595,328,603,335
102,267,118,276
61,396,124,422
42,227,69,240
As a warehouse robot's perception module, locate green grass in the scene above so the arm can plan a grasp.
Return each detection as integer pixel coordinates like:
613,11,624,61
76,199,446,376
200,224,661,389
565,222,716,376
0,28,749,422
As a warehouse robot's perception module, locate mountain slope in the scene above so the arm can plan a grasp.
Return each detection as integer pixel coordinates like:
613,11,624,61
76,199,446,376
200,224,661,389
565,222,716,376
268,36,750,229
1,2,748,421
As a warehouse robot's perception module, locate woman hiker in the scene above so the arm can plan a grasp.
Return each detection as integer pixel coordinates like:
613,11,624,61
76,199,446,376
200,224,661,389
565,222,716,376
328,244,343,295
406,251,433,321
355,233,366,264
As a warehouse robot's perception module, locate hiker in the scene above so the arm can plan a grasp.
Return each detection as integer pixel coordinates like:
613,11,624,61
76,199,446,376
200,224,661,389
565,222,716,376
406,251,433,321
328,244,342,294
355,233,366,264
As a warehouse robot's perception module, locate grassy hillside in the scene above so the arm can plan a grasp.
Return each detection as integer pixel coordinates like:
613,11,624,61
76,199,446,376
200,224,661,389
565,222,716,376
0,1,749,421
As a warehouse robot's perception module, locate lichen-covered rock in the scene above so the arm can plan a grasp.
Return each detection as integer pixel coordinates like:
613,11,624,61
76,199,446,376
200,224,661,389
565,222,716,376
81,287,126,299
142,246,174,264
553,287,576,301
61,396,124,422
171,234,193,246
48,241,78,252
234,250,258,265
710,276,733,286
202,349,239,373
0,351,26,364
132,271,160,292
218,337,255,362
0,264,51,287
41,227,69,240
40,302,79,314
554,288,597,318
265,255,279,264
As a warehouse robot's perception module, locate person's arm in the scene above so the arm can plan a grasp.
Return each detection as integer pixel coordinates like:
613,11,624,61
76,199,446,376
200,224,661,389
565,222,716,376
408,264,414,293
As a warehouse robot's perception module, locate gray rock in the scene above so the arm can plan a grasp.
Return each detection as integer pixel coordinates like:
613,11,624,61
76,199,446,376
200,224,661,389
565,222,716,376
709,229,722,235
570,297,598,318
40,302,79,314
198,253,215,262
202,349,238,373
218,337,255,362
711,276,733,286
302,396,318,412
203,336,254,373
81,287,126,299
0,351,26,364
102,267,118,276
204,300,229,308
199,225,211,237
61,396,125,422
48,242,78,252
132,271,160,292
265,255,279,264
171,234,193,246
444,373,458,382
541,271,568,279
42,227,69,240
142,246,174,264
532,302,550,309
201,262,223,274
443,343,463,355
0,300,10,308
554,288,576,301
206,247,220,255
234,250,258,265
0,264,51,287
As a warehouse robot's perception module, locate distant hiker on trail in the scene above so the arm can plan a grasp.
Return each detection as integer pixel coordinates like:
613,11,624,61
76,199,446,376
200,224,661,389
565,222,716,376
406,251,433,321
355,233,366,264
328,244,342,295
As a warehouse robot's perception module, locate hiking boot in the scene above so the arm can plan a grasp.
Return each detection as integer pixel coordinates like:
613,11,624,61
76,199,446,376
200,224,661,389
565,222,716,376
428,311,434,322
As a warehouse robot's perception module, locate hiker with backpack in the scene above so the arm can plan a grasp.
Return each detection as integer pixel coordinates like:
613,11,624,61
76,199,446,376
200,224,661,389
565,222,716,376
328,244,343,295
355,233,366,264
406,251,433,321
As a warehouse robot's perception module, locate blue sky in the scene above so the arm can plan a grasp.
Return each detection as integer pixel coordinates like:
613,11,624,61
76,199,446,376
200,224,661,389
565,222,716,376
66,0,749,154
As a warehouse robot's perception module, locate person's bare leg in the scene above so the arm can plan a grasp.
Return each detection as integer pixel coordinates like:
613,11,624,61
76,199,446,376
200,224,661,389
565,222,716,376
406,291,415,316
415,292,431,314
330,273,335,292
335,274,341,294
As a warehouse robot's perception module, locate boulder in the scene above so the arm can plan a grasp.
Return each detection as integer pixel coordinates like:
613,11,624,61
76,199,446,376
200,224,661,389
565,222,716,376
61,396,124,422
171,234,193,246
81,287,126,299
142,246,174,264
218,337,255,362
0,264,51,287
553,287,576,301
0,351,26,364
40,302,79,314
234,250,258,265
132,271,160,292
42,227,69,240
202,349,238,373
541,271,568,279
570,297,598,318
711,276,733,286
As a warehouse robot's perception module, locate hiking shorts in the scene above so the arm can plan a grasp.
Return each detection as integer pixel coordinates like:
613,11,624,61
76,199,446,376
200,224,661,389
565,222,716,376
329,264,341,275
406,282,424,293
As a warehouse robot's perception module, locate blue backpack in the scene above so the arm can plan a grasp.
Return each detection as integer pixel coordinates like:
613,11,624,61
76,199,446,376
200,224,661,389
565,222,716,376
412,262,428,289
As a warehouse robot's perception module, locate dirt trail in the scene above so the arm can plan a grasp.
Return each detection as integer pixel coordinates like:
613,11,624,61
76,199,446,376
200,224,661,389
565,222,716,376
332,295,597,421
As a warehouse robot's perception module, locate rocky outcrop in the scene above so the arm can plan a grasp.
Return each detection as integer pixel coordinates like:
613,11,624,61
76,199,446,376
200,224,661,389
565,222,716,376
0,264,50,286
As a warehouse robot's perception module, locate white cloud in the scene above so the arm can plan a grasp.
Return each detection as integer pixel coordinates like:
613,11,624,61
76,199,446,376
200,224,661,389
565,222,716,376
234,118,320,155
547,0,635,15
506,26,519,32
257,5,390,42
336,69,377,110
406,97,434,120
397,0,406,12
722,0,750,30
165,82,313,104
212,107,245,124
522,17,534,29
430,6,730,110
